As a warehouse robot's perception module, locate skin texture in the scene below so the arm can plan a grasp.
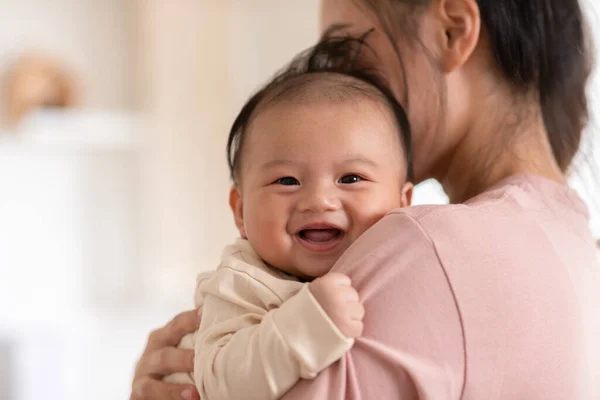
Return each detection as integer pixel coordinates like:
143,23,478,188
129,1,569,399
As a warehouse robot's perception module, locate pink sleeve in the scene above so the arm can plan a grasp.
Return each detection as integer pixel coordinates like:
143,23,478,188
281,212,465,400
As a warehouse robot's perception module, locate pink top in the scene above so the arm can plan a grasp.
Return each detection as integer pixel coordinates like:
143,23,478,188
281,174,600,400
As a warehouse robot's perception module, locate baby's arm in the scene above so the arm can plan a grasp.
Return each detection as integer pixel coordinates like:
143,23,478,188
194,268,362,400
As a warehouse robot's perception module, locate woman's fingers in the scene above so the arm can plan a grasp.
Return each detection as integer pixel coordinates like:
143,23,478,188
130,309,202,399
146,309,201,353
136,347,195,378
130,378,199,400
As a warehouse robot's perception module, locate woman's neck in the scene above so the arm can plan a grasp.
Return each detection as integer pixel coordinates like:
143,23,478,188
436,102,565,204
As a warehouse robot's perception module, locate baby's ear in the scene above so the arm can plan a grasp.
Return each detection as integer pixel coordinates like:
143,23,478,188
229,186,247,238
400,182,413,207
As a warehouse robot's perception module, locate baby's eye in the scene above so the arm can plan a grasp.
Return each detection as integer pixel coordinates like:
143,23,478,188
276,177,300,186
338,174,363,184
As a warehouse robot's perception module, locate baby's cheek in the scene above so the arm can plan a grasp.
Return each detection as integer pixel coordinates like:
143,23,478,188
350,205,389,235
246,213,288,259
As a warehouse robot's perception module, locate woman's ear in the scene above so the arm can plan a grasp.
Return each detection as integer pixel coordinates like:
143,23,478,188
400,182,414,207
436,0,481,73
229,186,247,238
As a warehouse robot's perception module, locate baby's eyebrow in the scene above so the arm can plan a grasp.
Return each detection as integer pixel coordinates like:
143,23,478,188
261,157,380,169
261,159,297,169
338,156,380,167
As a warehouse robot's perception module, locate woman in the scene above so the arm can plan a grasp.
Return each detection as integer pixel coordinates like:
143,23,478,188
130,0,600,399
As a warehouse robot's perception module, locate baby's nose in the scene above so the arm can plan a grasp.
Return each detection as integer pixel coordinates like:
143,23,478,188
297,187,341,213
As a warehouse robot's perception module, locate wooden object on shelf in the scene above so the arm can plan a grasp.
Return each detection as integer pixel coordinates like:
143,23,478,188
2,54,79,126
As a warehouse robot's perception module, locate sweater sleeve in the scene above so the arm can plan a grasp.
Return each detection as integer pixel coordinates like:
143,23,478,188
194,265,353,400
281,211,465,400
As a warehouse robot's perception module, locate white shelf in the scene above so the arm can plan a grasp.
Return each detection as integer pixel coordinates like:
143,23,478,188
0,109,140,151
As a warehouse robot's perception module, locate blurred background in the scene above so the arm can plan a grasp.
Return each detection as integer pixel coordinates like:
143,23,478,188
0,1,598,399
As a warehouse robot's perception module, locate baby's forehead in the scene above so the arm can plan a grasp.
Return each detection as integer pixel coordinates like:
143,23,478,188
258,72,391,109
247,72,404,147
244,96,407,168
230,70,413,185
247,86,404,154
243,72,407,156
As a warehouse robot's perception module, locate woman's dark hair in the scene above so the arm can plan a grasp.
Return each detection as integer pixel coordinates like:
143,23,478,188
356,0,592,172
226,35,413,184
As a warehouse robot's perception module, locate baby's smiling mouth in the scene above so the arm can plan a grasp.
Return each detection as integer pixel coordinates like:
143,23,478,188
294,224,345,253
298,228,343,243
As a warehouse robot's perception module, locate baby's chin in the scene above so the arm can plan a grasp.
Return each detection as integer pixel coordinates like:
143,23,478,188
281,255,342,282
260,239,353,281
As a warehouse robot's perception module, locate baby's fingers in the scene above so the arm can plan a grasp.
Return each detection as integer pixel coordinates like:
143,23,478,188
337,285,360,303
340,319,364,338
349,301,365,321
324,272,352,287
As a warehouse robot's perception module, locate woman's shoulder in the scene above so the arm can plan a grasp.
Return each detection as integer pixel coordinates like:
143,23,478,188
329,205,469,400
326,176,599,400
384,192,511,241
338,173,593,278
361,192,514,255
387,173,590,245
341,173,597,323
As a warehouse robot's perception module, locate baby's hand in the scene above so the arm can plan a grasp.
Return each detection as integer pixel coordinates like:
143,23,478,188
309,272,364,338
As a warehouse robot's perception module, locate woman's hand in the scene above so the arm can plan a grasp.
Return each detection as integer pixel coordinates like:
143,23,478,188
130,309,202,400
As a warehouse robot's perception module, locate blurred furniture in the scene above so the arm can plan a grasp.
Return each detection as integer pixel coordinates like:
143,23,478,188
2,55,78,126
0,110,142,400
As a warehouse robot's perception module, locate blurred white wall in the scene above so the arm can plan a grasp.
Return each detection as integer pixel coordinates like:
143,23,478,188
571,0,600,239
0,110,143,400
135,0,321,307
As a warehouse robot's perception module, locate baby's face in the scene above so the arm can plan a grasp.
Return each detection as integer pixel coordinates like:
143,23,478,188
230,99,411,279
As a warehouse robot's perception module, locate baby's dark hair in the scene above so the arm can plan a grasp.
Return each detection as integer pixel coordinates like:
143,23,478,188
226,35,413,184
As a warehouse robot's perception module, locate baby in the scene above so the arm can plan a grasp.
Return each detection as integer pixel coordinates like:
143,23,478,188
164,38,413,400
